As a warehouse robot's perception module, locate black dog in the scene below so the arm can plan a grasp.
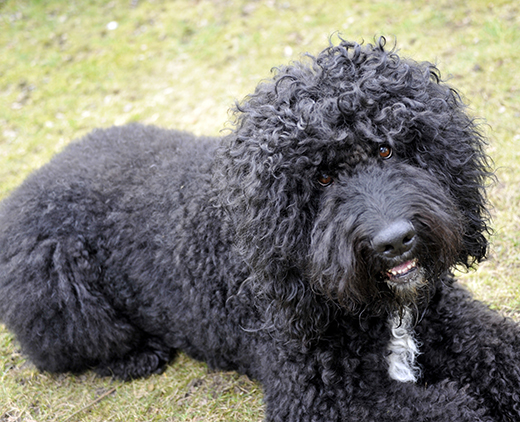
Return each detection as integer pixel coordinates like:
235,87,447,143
1,38,519,421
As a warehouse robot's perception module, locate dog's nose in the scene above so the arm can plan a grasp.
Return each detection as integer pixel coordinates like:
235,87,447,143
372,220,416,258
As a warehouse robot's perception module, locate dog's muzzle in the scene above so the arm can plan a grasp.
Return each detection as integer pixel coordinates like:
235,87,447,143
372,220,421,288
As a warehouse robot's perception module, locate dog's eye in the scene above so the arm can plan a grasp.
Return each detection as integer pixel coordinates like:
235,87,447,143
317,173,333,187
378,145,393,159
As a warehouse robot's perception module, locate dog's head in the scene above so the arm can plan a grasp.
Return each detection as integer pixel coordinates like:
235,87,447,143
218,38,492,337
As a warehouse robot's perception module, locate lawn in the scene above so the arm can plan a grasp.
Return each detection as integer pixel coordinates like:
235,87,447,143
1,0,519,420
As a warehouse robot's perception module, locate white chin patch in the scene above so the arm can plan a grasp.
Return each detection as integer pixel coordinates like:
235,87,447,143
386,308,421,383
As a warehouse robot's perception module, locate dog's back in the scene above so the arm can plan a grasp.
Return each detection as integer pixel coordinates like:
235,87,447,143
0,123,228,379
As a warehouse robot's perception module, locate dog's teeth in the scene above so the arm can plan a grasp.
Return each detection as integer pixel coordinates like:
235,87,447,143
387,259,417,277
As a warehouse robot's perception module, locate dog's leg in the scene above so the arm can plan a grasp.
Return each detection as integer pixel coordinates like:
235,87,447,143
417,283,520,422
0,235,147,376
95,337,175,380
259,339,493,421
262,366,492,421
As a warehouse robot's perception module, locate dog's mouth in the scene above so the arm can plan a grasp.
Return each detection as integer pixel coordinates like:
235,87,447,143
384,258,419,286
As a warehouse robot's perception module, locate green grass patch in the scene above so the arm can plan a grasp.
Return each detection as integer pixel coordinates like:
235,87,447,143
1,0,519,419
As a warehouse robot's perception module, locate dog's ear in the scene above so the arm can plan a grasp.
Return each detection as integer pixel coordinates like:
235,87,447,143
216,133,331,342
217,64,322,276
215,75,333,341
407,82,493,269
216,129,314,277
448,131,493,268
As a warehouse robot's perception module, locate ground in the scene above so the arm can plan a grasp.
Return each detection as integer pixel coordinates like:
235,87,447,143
0,0,519,420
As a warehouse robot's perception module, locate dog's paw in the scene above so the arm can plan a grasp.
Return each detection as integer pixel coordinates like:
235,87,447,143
95,341,175,381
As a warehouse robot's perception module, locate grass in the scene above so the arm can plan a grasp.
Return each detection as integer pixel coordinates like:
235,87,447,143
1,0,519,419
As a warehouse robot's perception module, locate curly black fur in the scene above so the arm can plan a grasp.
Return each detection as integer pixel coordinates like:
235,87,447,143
1,38,519,421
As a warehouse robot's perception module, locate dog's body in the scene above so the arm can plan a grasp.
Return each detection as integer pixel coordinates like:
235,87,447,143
1,39,520,421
